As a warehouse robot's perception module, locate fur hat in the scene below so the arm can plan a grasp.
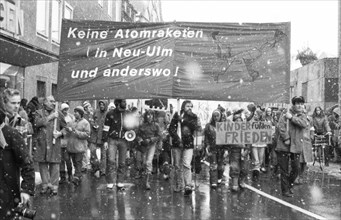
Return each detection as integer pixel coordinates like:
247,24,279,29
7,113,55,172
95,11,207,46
291,96,305,105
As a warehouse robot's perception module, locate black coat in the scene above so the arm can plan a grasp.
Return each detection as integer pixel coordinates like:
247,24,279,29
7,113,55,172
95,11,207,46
169,112,201,149
0,125,35,220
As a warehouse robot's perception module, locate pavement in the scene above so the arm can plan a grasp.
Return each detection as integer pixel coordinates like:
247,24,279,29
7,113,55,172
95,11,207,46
306,161,341,180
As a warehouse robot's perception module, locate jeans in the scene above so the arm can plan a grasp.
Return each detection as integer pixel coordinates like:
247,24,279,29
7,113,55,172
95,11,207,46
228,147,249,179
89,143,101,171
208,148,225,184
172,148,193,187
276,151,300,193
60,148,72,179
82,145,90,169
39,162,60,191
106,138,128,184
69,152,83,179
251,147,265,171
142,143,157,174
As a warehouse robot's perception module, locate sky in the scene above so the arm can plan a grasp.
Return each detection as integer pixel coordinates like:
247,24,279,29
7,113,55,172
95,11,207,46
161,0,339,70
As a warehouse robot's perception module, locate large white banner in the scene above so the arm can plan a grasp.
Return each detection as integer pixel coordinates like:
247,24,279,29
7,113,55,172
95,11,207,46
216,121,274,145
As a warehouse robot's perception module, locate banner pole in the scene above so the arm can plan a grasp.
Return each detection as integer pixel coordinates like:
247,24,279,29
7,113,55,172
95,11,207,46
53,101,58,144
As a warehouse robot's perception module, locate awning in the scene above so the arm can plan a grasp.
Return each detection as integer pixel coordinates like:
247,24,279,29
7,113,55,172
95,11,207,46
0,34,59,67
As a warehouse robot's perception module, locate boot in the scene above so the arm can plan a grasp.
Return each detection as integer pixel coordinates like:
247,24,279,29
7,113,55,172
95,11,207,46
174,169,183,192
184,185,193,196
252,170,260,182
135,168,142,179
146,173,151,190
231,177,239,192
60,171,67,184
239,176,246,189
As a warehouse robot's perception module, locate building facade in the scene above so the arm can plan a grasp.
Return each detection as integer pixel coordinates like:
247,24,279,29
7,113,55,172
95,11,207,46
290,58,339,114
0,0,162,101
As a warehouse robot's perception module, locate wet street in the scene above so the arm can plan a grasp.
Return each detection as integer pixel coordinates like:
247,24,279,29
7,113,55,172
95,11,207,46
31,163,341,220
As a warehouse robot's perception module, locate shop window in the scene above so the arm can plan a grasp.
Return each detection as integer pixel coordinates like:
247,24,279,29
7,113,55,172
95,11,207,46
51,0,61,43
36,0,49,38
37,80,46,98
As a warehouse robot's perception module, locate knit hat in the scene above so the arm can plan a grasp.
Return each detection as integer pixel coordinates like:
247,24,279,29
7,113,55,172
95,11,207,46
74,106,84,116
60,103,69,110
83,101,91,109
108,102,115,109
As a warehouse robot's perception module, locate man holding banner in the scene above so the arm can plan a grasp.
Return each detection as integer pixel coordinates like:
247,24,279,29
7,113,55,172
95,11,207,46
169,100,201,196
275,96,308,197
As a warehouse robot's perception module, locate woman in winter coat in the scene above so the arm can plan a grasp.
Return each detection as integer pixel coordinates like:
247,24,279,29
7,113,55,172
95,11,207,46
312,106,332,166
228,110,250,191
66,106,91,186
250,109,267,181
204,109,226,189
136,110,162,190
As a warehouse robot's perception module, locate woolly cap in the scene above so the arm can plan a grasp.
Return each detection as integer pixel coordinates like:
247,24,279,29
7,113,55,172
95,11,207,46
74,106,84,116
83,101,91,109
60,103,69,110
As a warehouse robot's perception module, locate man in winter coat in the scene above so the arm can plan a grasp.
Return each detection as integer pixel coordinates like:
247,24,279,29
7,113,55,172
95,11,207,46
34,96,65,195
102,99,129,190
88,100,108,176
276,96,308,197
169,100,201,196
0,108,35,220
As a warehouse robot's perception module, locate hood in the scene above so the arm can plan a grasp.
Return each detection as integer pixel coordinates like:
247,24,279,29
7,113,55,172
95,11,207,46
98,100,108,111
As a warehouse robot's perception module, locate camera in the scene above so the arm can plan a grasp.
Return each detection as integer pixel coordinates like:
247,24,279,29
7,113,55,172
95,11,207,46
13,203,36,219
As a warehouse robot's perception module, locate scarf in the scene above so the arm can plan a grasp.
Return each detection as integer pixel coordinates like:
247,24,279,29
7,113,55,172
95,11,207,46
0,122,8,149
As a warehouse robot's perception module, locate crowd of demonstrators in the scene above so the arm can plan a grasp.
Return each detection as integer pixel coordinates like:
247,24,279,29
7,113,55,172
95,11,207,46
3,85,341,215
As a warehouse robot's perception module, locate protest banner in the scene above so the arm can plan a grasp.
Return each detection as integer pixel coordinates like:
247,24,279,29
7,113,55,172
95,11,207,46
216,121,273,145
56,20,290,102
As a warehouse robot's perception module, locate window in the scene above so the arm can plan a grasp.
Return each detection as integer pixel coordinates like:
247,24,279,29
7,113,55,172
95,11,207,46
37,80,46,98
52,83,58,97
98,0,103,7
64,2,73,19
36,0,49,37
51,0,61,43
107,0,112,17
302,82,307,103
